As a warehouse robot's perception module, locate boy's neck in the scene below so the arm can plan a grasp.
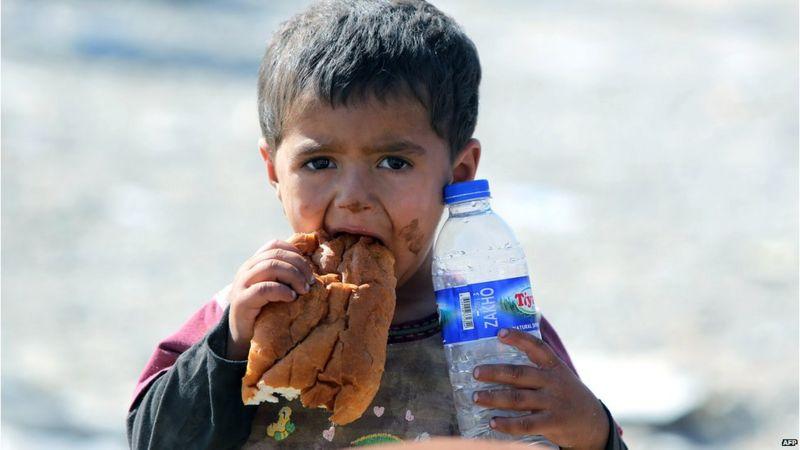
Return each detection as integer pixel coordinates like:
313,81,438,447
392,251,438,325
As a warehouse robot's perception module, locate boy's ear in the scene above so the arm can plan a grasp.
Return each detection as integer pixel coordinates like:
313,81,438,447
259,138,282,202
451,138,481,183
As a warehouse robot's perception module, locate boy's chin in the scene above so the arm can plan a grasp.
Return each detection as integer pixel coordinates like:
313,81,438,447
394,250,433,288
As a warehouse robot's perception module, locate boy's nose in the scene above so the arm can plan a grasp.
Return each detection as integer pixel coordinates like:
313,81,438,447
334,167,378,214
339,201,371,213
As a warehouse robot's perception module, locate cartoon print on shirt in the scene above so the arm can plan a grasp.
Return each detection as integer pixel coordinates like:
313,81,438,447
266,406,296,441
322,425,335,442
350,433,403,446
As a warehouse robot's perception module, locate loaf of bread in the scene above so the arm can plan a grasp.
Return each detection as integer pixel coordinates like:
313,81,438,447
241,231,397,425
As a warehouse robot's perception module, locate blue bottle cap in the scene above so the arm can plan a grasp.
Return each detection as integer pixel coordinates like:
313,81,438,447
443,179,491,204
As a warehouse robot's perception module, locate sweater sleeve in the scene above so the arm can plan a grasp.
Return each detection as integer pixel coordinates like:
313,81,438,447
539,315,626,446
600,400,628,450
126,305,259,449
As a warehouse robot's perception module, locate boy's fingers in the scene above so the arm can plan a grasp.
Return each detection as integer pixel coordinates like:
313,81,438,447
472,363,548,389
240,281,297,306
473,388,547,411
490,412,551,437
244,259,310,295
498,328,561,369
247,248,315,284
250,239,303,259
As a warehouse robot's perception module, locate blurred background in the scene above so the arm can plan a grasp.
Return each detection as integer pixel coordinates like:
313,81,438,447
2,0,797,448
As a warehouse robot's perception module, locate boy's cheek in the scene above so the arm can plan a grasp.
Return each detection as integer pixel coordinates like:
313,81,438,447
283,180,327,217
391,192,440,245
396,218,425,255
283,197,326,231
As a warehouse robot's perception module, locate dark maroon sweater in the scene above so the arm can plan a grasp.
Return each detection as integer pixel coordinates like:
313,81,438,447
127,285,625,449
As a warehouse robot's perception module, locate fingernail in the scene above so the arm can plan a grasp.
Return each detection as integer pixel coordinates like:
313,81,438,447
489,418,497,429
473,367,480,379
498,328,510,338
472,392,479,403
304,283,310,292
291,291,297,299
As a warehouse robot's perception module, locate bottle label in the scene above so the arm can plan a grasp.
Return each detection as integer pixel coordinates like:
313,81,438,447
435,275,540,345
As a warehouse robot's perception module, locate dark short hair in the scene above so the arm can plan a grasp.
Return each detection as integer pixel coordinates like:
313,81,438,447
257,0,481,160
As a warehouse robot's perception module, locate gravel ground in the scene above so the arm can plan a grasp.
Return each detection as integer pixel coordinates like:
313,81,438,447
2,0,797,448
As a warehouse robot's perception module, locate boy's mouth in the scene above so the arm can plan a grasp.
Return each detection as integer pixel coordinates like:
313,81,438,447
327,226,387,247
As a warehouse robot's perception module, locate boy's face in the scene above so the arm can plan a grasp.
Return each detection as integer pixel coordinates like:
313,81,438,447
260,94,479,286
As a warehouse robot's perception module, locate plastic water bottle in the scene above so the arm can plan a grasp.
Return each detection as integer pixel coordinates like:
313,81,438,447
432,179,557,448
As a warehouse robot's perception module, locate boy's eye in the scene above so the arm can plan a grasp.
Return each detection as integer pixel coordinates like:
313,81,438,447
378,156,411,170
304,157,337,170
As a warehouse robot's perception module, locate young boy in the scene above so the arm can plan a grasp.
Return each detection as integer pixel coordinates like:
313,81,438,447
127,1,627,449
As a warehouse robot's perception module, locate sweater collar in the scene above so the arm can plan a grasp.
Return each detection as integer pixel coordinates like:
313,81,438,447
388,312,441,344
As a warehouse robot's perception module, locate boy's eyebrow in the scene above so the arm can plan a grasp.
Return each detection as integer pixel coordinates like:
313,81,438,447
295,139,428,156
295,141,336,156
366,140,428,155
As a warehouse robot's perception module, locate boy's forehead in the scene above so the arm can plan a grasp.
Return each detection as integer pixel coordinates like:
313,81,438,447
281,93,447,155
290,135,429,157
289,91,428,127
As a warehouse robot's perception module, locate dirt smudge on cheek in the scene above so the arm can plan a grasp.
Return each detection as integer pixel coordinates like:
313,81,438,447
398,219,424,255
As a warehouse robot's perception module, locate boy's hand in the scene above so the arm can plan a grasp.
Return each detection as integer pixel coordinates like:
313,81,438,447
472,329,609,450
226,239,316,361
